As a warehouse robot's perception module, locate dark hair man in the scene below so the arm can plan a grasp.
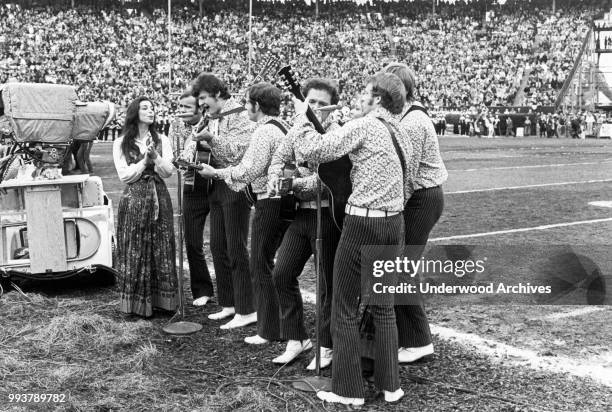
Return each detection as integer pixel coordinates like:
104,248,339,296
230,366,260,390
288,72,413,406
191,72,256,329
266,78,341,368
198,82,289,341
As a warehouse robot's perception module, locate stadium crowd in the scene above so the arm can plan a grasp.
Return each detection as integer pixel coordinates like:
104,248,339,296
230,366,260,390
0,0,601,119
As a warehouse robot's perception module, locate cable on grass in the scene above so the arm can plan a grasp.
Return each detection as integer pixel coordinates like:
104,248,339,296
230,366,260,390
215,378,323,412
9,281,34,304
158,363,534,409
402,371,534,408
169,366,325,412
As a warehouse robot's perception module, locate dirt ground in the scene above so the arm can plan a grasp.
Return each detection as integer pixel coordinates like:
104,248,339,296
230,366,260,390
1,136,611,411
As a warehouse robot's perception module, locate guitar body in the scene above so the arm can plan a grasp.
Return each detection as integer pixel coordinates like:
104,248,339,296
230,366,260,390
278,163,299,222
318,155,352,229
195,149,214,193
196,149,213,166
174,158,204,171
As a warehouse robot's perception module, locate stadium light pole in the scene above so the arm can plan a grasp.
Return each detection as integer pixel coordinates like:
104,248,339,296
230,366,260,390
248,0,253,80
163,0,203,336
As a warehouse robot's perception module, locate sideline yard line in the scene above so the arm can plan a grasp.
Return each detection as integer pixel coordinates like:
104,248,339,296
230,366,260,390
431,324,612,387
188,263,612,386
534,307,608,321
446,179,612,195
429,217,612,241
589,201,612,208
448,160,612,172
299,289,612,387
106,178,612,197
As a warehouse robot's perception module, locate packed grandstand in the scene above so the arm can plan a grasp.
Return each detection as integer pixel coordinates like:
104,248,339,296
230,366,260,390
0,0,607,129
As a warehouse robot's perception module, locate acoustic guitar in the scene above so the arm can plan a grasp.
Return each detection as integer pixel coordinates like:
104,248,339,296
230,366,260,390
277,65,352,230
177,55,280,190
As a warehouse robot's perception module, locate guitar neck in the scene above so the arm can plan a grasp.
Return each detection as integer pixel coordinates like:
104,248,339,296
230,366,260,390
305,106,326,134
294,91,326,134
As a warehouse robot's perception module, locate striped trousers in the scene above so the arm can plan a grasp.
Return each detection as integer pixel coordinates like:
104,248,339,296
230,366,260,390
250,198,289,340
208,180,253,315
272,207,340,347
332,214,402,398
396,186,444,347
183,176,213,299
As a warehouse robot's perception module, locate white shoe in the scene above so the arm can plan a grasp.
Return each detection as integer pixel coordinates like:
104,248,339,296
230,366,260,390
398,343,434,363
208,307,235,320
272,339,312,364
193,296,211,307
220,312,257,330
244,335,269,345
316,391,364,406
306,346,332,370
384,388,404,403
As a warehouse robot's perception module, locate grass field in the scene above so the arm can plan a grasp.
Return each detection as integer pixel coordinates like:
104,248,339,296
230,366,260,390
1,136,612,411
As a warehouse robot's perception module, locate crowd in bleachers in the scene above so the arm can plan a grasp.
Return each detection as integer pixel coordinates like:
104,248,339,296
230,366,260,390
431,109,610,139
0,0,603,121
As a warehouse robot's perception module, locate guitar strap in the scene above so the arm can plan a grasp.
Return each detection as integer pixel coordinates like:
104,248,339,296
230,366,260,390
400,104,429,121
359,118,407,356
266,118,288,135
211,106,246,119
265,119,300,222
376,117,406,188
197,106,246,194
266,119,292,178
198,106,246,133
244,118,290,205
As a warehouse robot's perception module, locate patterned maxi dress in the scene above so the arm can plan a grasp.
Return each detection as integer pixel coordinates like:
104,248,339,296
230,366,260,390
115,140,178,317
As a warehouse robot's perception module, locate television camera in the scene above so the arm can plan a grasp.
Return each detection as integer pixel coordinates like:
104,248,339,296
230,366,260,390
0,83,117,281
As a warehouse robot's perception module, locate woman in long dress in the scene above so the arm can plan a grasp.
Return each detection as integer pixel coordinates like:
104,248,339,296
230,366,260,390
113,96,178,317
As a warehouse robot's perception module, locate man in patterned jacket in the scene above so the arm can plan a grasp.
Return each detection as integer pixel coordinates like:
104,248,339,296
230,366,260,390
266,78,341,367
170,88,215,308
191,73,256,329
198,82,289,341
289,72,413,406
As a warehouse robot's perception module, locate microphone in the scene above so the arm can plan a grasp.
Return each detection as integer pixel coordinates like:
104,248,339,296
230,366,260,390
313,105,341,112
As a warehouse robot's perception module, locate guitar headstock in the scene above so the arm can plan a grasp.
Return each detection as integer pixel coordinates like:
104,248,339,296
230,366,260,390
278,65,305,101
252,55,281,84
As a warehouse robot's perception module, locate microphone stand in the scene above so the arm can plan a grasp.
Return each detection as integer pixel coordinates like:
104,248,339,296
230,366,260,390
277,91,333,391
292,175,331,392
163,125,202,336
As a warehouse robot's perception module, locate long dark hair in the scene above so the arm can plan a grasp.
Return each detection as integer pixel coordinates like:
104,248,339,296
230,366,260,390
121,97,160,163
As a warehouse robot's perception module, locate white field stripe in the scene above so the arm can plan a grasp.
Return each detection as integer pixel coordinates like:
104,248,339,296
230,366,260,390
106,190,179,195
106,179,611,197
300,288,612,386
429,217,612,242
431,324,612,387
535,307,608,321
446,179,612,195
448,160,612,172
589,201,612,208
